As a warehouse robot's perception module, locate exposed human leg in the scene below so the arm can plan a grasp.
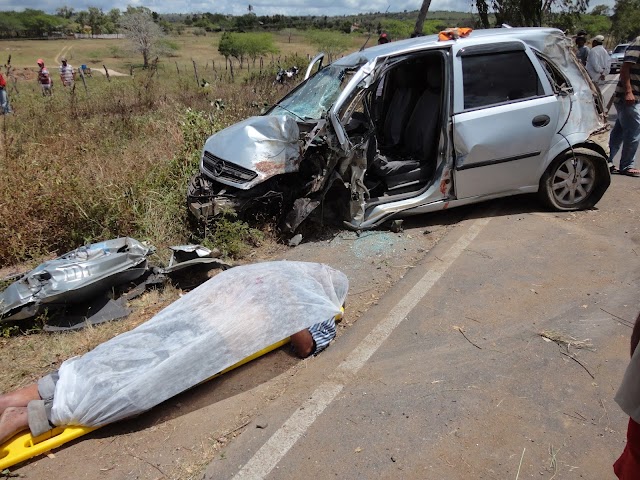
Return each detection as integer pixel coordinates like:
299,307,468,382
0,88,8,114
0,384,40,416
618,103,640,173
0,407,29,444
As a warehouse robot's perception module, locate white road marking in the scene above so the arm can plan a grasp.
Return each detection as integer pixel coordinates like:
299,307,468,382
233,217,491,480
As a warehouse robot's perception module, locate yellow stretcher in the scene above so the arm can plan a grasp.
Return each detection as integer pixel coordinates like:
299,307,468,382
0,337,291,470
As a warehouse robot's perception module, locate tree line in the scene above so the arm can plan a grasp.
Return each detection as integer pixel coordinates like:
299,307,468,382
1,2,639,44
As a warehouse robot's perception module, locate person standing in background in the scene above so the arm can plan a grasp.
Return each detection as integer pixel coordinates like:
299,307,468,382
59,57,75,88
0,71,11,114
586,35,611,86
575,35,590,66
37,59,53,96
608,36,640,177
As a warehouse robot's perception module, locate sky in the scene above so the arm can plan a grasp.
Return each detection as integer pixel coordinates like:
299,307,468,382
0,0,618,16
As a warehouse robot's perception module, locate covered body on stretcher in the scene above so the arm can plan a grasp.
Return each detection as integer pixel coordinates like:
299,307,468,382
0,261,348,467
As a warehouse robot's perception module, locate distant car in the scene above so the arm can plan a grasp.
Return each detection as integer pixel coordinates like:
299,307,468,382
610,43,629,73
189,27,611,232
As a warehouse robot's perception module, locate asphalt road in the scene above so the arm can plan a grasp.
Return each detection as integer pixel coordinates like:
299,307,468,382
202,76,640,480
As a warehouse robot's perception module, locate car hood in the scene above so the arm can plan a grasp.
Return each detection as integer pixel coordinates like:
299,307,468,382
201,115,302,190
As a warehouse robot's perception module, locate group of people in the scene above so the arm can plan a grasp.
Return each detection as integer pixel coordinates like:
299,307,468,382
0,57,76,115
36,57,76,96
575,32,611,86
576,33,640,178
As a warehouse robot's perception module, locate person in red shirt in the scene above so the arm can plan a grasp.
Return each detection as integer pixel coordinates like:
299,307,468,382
0,71,11,114
37,59,53,96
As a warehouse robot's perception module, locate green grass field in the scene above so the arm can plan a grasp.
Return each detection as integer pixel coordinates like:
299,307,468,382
1,30,363,76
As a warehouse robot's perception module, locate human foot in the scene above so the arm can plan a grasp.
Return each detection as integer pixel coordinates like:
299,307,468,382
621,168,640,177
0,383,40,416
0,407,29,444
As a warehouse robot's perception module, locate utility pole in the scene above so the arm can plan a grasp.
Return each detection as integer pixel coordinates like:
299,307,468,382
413,0,433,37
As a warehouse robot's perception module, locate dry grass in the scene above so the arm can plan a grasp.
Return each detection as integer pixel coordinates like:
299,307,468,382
0,53,292,264
0,33,317,395
539,330,595,351
0,286,181,393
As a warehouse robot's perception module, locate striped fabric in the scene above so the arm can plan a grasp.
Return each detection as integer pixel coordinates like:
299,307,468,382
615,37,640,103
308,317,337,355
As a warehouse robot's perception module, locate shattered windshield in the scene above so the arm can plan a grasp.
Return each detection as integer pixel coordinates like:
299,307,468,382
269,65,353,121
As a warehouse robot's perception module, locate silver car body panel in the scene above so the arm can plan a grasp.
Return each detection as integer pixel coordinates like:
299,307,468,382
200,115,301,190
0,237,151,322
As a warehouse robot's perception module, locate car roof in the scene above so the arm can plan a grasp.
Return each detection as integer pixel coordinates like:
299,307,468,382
334,27,564,67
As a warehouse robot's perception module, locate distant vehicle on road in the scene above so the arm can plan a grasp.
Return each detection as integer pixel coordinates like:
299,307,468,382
189,27,611,232
610,43,629,73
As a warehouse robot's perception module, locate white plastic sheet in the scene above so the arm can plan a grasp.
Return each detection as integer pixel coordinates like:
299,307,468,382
51,261,348,427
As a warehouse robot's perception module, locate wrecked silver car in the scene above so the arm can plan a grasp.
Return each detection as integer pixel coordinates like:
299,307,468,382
188,27,611,231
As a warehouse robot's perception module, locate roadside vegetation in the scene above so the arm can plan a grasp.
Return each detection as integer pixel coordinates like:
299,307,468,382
0,51,304,267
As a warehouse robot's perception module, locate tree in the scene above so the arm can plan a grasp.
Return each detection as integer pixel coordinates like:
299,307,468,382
475,0,589,28
590,4,610,15
119,9,163,68
87,7,105,36
55,6,74,19
413,0,433,36
306,30,352,62
611,0,640,42
0,14,25,38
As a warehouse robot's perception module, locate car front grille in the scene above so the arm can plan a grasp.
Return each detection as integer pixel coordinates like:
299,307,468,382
202,151,258,184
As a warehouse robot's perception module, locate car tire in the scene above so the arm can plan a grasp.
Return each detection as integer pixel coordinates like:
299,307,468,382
538,150,610,211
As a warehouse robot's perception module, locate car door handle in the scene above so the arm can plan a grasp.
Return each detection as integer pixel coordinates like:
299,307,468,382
532,115,550,127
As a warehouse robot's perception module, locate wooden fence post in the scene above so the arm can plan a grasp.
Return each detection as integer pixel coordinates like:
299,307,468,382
78,67,88,94
192,59,199,86
175,62,180,74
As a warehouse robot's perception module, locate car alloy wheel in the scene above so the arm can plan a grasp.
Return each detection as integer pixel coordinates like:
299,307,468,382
539,150,609,211
550,155,596,207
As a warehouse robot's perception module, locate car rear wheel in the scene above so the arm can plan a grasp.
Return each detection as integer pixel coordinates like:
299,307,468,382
539,151,609,211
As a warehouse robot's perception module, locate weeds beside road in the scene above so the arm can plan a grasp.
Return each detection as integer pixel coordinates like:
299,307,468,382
0,59,295,267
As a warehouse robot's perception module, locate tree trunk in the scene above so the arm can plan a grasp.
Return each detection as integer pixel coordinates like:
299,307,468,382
413,0,433,37
143,50,149,69
476,0,490,29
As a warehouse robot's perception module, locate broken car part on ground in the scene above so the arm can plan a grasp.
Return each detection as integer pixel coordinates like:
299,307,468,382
0,238,230,330
188,27,611,233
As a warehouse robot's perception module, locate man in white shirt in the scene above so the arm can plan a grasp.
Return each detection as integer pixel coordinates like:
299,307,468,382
59,57,75,88
586,35,611,86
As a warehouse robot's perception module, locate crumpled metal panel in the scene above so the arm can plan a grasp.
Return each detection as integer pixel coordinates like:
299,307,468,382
0,237,152,323
201,115,301,190
526,29,606,134
159,245,231,273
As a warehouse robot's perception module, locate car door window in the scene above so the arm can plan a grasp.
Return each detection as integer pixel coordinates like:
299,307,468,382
462,51,544,110
535,52,572,94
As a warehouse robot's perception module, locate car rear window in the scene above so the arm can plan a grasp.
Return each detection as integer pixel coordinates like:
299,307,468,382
462,51,544,110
